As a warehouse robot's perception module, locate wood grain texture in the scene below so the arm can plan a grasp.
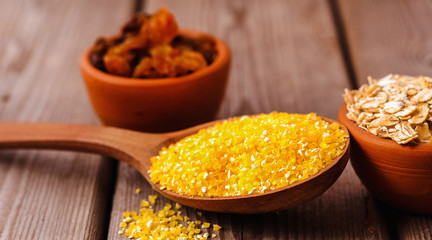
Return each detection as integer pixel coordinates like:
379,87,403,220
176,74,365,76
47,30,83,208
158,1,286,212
336,0,432,84
145,0,349,119
336,0,432,238
4,0,427,238
107,0,390,239
0,0,134,239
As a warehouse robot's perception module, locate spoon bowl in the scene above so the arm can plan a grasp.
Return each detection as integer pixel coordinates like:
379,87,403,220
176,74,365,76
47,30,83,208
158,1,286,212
0,117,350,214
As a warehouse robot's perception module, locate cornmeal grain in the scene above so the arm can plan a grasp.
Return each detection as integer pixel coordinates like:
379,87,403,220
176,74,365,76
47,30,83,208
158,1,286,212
150,112,348,197
119,195,220,239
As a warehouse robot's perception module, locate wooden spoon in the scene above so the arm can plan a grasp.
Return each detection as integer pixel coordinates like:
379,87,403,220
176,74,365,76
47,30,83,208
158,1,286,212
0,117,350,214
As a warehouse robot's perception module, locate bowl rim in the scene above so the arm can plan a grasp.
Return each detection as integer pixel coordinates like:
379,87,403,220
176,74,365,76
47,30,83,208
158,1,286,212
338,103,432,153
80,29,230,87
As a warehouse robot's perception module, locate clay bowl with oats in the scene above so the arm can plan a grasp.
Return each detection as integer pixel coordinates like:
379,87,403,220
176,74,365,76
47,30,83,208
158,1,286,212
339,104,432,214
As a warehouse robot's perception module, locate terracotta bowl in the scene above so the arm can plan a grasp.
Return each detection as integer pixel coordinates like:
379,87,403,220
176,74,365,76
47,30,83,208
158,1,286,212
80,30,230,132
338,104,432,214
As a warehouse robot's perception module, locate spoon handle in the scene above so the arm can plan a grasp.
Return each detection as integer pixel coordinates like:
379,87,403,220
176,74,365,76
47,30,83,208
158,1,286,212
0,122,165,171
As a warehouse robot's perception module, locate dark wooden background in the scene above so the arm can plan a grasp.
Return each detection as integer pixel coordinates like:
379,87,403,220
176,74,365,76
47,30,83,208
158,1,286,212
1,0,432,239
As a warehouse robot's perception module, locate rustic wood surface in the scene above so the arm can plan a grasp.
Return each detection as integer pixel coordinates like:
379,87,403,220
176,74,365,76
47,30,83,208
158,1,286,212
0,0,431,239
0,0,133,239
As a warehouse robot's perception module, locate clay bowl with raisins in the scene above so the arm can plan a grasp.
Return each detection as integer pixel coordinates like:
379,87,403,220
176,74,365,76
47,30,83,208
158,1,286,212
80,29,230,132
338,104,432,214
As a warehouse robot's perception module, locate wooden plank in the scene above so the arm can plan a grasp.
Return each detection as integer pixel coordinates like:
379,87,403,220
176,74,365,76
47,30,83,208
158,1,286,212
107,0,391,239
143,0,348,119
336,0,432,84
336,0,432,239
379,205,432,240
0,0,134,239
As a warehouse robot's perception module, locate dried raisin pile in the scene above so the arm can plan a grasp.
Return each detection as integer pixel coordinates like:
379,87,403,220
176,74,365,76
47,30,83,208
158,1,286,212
90,7,217,79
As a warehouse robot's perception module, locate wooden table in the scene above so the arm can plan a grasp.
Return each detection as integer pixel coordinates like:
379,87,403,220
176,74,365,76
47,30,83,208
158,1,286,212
1,0,432,239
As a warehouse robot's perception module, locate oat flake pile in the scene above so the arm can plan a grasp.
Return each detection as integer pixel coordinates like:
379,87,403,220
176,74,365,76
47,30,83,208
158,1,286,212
343,74,432,144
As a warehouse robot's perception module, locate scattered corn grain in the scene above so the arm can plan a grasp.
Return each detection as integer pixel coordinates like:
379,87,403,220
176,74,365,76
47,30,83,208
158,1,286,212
149,195,157,205
123,211,131,218
150,112,348,197
119,196,221,239
141,200,150,208
135,188,141,194
213,224,222,231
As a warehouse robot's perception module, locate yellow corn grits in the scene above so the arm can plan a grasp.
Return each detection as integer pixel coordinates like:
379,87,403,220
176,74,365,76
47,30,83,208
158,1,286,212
150,112,348,197
119,195,221,239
